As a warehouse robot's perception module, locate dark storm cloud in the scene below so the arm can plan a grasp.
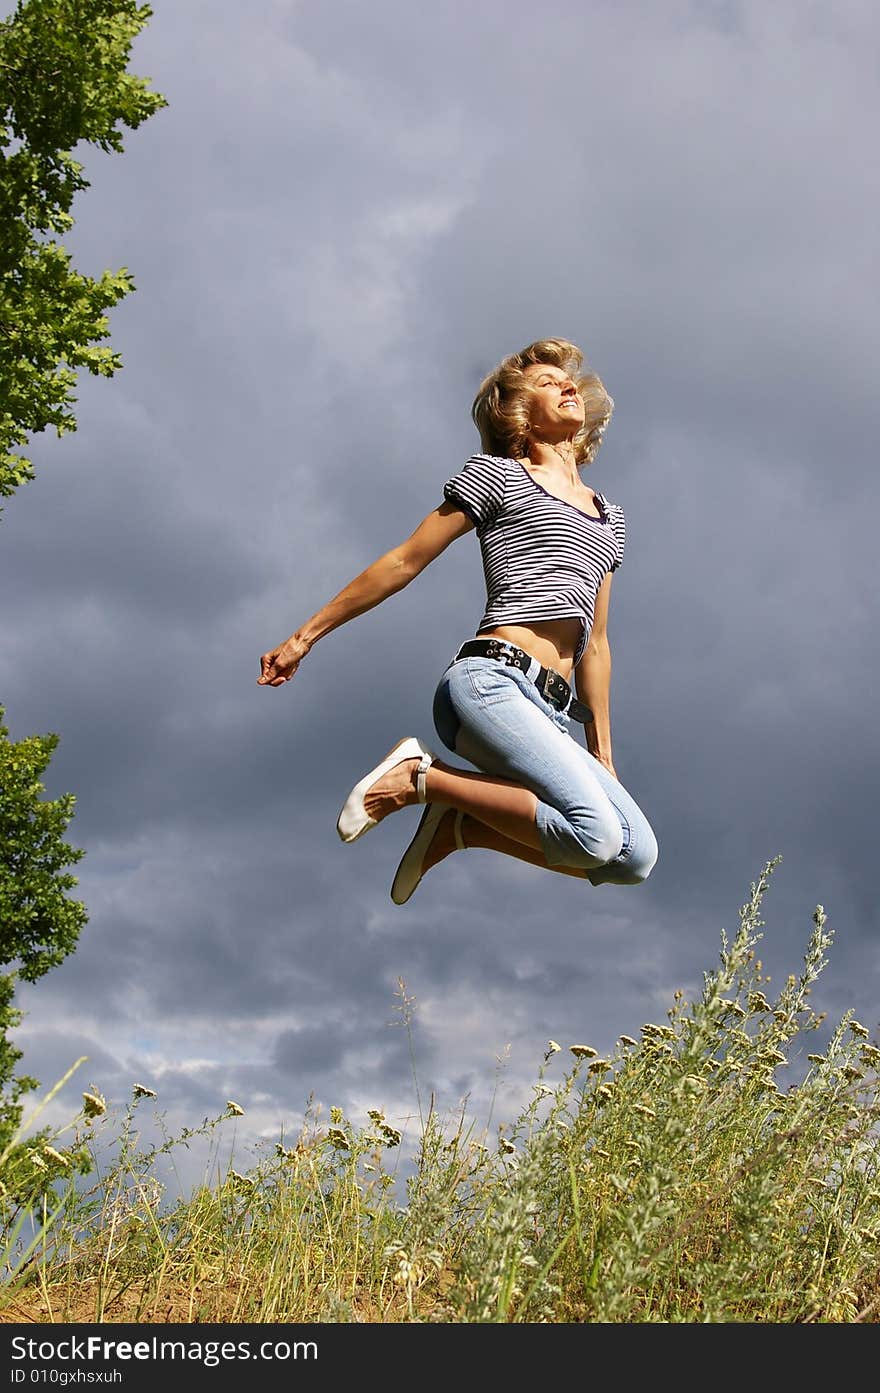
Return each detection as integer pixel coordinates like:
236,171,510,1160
3,0,878,1200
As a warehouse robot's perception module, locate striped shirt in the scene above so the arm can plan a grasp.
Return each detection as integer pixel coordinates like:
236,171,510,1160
443,453,626,665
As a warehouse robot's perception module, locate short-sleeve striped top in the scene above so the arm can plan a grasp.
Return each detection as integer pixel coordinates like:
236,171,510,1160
443,453,626,665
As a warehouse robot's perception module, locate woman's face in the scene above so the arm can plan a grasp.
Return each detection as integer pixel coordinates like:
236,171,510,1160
522,362,585,441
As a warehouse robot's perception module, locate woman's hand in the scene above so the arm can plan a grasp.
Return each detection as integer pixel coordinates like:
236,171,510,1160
257,633,310,687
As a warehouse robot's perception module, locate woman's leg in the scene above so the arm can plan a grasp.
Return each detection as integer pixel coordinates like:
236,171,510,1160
364,658,622,870
431,656,656,883
360,757,546,850
575,753,659,885
417,758,659,887
365,756,651,885
356,657,657,886
364,761,585,863
439,657,627,867
418,808,591,880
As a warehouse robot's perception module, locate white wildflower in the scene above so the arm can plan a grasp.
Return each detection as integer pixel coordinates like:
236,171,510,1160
132,1083,157,1100
82,1090,106,1119
393,1252,421,1287
225,1100,245,1116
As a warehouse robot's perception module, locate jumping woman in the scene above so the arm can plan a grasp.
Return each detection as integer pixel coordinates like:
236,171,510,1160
258,337,658,903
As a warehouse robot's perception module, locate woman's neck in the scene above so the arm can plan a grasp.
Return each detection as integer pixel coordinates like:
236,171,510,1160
522,437,580,482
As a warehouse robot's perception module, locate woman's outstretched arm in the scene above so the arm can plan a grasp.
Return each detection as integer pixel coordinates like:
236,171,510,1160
258,502,474,687
574,571,617,779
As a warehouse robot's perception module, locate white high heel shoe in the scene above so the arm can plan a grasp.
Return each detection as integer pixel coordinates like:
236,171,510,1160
336,736,436,844
390,807,466,905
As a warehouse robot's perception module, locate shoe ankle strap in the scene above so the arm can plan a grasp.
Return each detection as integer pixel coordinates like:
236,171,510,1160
416,752,432,803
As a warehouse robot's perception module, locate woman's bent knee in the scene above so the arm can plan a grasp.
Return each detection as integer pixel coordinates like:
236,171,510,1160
537,804,624,871
633,828,659,882
621,852,657,885
589,822,626,867
590,829,658,885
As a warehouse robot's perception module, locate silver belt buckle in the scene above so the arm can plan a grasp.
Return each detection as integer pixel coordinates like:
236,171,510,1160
541,668,570,709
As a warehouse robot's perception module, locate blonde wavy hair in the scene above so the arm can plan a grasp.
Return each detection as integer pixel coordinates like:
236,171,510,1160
471,337,614,466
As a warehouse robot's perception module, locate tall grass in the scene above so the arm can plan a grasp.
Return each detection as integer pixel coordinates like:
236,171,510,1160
2,860,878,1323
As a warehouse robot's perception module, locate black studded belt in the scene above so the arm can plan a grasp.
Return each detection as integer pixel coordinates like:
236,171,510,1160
453,639,593,724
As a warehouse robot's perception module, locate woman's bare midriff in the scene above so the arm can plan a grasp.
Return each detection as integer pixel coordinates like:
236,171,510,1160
478,618,582,682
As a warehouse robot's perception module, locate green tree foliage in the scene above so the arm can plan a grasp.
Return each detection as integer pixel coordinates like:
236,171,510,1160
0,710,86,982
0,0,166,505
0,708,88,1157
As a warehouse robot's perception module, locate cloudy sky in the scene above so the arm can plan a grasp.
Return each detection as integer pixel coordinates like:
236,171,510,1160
3,0,878,1198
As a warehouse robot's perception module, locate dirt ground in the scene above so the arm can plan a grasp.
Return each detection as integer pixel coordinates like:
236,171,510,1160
0,1278,264,1324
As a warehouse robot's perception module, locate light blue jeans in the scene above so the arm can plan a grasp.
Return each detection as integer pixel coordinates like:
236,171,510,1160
432,654,658,885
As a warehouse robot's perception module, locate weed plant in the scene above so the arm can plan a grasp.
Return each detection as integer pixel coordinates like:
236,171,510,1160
1,861,878,1323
